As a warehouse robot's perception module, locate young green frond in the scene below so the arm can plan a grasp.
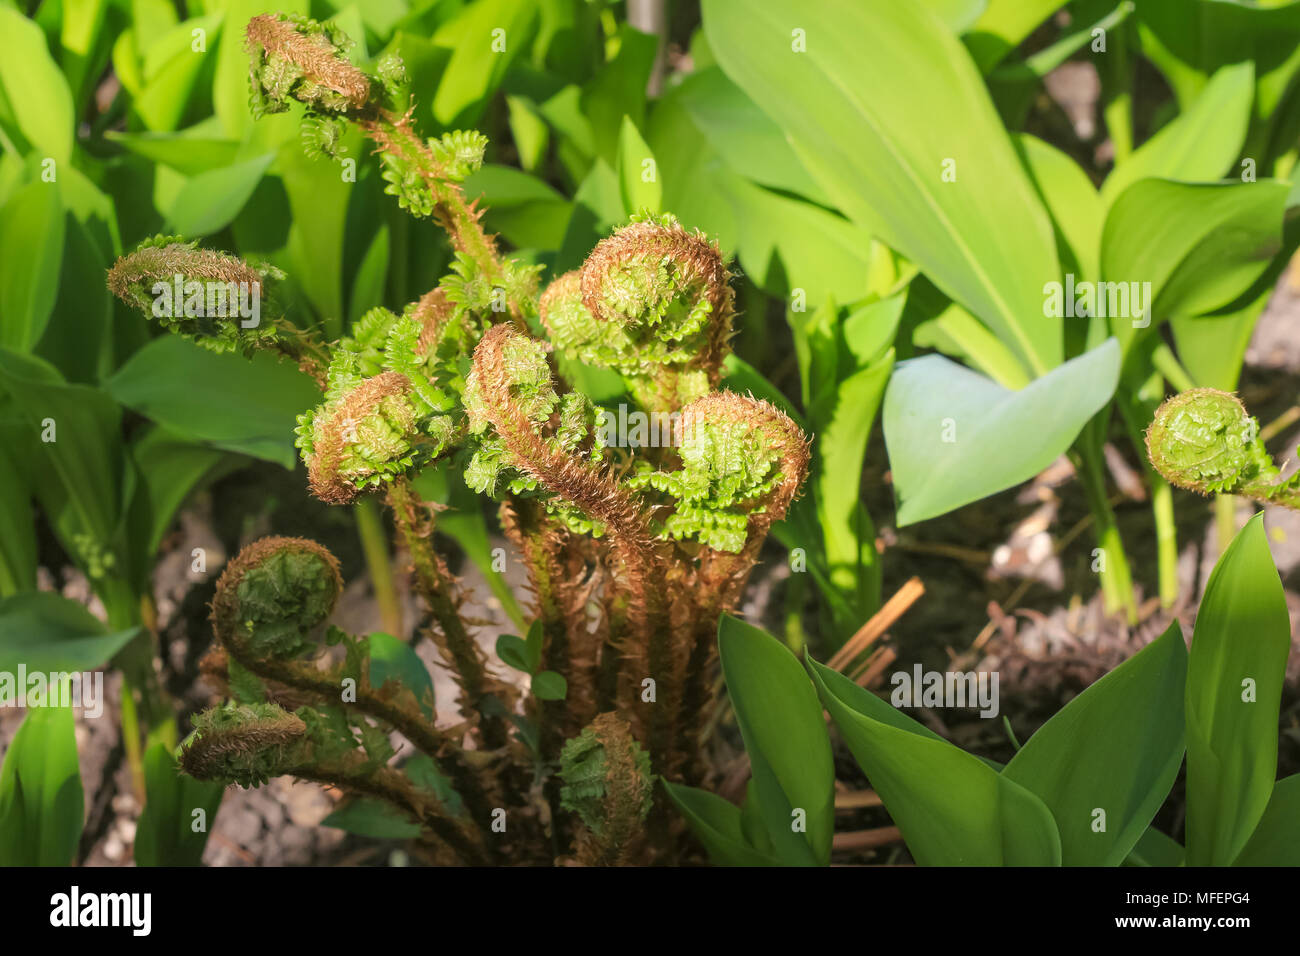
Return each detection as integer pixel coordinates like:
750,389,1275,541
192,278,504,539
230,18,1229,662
211,537,343,661
542,215,734,408
629,391,810,553
245,13,371,116
178,702,309,787
558,713,654,864
1146,389,1282,496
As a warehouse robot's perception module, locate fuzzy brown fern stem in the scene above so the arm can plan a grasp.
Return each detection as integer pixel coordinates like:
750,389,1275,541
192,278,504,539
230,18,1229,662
385,478,513,750
244,13,535,325
499,498,601,753
468,325,677,766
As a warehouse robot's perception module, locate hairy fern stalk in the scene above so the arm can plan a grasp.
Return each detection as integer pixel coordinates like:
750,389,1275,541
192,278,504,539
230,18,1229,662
107,14,808,866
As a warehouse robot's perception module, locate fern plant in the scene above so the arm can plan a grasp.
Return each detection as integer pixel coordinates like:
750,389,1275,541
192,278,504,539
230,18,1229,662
106,13,808,866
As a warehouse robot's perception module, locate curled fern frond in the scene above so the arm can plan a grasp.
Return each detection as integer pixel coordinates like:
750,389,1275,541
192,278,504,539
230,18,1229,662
211,536,342,661
543,215,734,408
178,702,308,787
629,391,810,553
558,713,654,865
1147,387,1300,507
245,13,371,116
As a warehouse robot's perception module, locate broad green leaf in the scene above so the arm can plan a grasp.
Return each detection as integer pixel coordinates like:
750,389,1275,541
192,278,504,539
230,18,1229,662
134,736,224,866
431,0,537,127
1232,774,1300,866
0,434,36,597
883,338,1120,525
107,336,321,469
126,425,238,570
1002,621,1187,866
0,348,124,551
1100,61,1255,208
705,0,1062,376
531,670,567,701
1124,825,1186,867
1102,179,1288,353
0,700,84,865
616,117,661,217
920,0,988,33
808,657,1061,865
323,797,421,839
0,592,138,674
106,130,243,177
1015,134,1102,281
718,615,834,866
1185,513,1291,866
0,8,75,164
368,631,436,720
36,215,111,384
166,154,275,237
133,14,224,132
965,0,1065,72
0,180,65,350
662,780,780,866
1171,285,1271,391
672,67,828,204
581,24,660,163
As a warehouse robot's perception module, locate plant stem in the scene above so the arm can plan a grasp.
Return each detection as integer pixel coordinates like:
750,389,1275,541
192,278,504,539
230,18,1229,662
1215,494,1238,555
118,681,146,803
1071,440,1138,623
1151,477,1178,607
386,479,510,749
354,497,404,638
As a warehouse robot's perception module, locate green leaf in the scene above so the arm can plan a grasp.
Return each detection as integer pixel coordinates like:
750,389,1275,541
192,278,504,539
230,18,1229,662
0,8,75,164
616,117,662,217
322,797,421,839
808,658,1061,865
0,180,65,350
1101,179,1289,355
106,128,243,176
965,0,1064,72
1184,512,1291,866
367,631,436,720
661,780,780,866
431,0,537,127
496,619,542,674
718,615,834,866
1100,61,1254,208
106,336,322,468
1232,774,1300,866
1170,285,1271,391
883,338,1120,525
1002,621,1187,866
1124,825,1185,867
706,0,1062,376
0,592,139,674
134,735,224,866
0,433,36,597
132,14,224,132
0,699,84,865
165,154,275,237
1015,133,1102,281
0,348,125,554
531,670,567,701
126,425,237,571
